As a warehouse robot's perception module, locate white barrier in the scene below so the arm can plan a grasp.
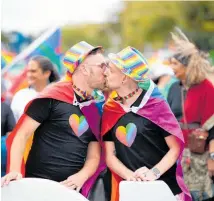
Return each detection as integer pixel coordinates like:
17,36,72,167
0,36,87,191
119,181,177,201
1,178,89,201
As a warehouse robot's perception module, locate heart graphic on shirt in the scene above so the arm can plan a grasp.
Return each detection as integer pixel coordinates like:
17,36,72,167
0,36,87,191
116,123,137,147
69,114,89,137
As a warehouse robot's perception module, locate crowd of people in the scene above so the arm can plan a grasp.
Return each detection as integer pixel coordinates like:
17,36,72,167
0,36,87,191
1,30,214,201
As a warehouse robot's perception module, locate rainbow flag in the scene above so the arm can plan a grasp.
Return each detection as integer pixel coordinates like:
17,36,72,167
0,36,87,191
1,50,16,69
2,27,62,97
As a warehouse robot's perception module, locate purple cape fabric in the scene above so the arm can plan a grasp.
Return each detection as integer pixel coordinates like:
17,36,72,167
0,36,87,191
136,89,191,201
81,102,106,197
101,82,192,201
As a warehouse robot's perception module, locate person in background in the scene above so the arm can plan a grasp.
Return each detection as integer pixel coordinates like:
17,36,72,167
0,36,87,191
167,51,213,121
1,82,16,176
169,30,214,201
167,80,183,121
148,62,177,99
11,56,60,122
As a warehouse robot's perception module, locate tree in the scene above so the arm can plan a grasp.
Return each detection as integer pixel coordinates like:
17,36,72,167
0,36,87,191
117,1,214,51
179,1,214,32
179,1,214,51
61,24,111,53
119,1,181,50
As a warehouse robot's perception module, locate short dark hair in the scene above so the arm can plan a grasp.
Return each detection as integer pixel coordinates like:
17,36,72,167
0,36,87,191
88,47,103,56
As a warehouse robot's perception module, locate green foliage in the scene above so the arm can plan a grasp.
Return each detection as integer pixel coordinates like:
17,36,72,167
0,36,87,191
209,50,214,65
189,31,214,51
117,1,214,50
179,1,214,31
3,1,213,54
61,24,111,52
119,1,181,50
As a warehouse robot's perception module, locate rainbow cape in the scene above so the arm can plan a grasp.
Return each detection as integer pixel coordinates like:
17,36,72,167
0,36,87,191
6,81,106,197
101,80,192,201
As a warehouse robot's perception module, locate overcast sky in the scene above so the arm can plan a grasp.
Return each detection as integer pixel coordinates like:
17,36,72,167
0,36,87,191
2,0,122,35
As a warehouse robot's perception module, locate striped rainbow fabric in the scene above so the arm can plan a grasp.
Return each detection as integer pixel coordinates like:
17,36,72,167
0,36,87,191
3,28,62,96
108,46,149,81
63,41,102,76
1,50,16,69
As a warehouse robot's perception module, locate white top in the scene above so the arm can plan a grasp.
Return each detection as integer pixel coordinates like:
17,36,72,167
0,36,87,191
148,62,174,80
11,88,38,122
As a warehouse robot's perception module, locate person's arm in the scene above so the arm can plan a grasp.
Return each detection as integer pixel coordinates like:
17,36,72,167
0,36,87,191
135,135,180,181
1,98,51,186
103,130,137,181
79,141,101,179
154,135,180,174
105,141,136,181
9,115,40,172
1,115,40,186
61,141,101,191
209,141,214,153
208,126,214,152
208,127,214,176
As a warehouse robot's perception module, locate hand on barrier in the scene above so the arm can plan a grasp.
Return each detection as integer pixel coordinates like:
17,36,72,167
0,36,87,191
124,171,138,181
134,166,157,181
1,172,23,187
2,178,90,201
60,172,87,192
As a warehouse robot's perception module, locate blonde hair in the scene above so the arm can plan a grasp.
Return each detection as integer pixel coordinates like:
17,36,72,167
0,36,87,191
171,28,214,87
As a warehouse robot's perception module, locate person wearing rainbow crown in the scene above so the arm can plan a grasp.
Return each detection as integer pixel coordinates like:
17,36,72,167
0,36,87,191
1,41,108,200
102,47,192,201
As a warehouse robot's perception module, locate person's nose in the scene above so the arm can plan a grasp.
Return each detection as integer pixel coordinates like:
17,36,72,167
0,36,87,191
104,68,108,76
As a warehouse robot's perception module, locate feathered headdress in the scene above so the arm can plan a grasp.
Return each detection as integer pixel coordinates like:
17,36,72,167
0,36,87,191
171,27,213,87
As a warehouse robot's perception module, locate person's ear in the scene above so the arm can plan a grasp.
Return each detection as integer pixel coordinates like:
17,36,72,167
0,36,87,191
122,75,128,84
43,70,51,79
